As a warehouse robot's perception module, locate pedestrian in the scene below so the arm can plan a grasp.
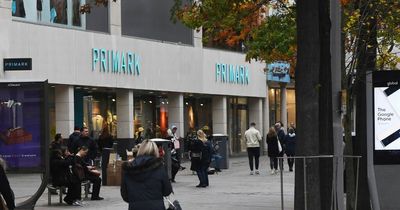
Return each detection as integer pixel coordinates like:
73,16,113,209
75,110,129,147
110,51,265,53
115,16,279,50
121,140,173,210
0,158,15,210
75,146,103,201
274,122,286,170
98,127,114,152
244,122,262,175
50,133,64,151
68,126,81,153
266,127,280,175
284,128,296,171
135,127,145,145
72,127,98,165
50,147,81,205
190,130,212,187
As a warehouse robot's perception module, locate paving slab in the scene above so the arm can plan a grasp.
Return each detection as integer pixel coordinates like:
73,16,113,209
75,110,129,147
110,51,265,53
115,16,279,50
8,156,295,210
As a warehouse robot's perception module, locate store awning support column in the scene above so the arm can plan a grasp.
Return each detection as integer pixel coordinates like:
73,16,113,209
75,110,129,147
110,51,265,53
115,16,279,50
116,90,134,138
168,93,184,138
249,97,264,149
55,85,75,138
212,96,227,135
280,83,288,130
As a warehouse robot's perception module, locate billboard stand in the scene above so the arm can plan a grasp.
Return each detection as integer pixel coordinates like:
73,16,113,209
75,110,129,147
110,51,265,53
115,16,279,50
0,81,49,209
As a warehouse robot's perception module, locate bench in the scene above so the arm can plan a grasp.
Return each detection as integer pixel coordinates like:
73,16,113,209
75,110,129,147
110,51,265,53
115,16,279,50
47,181,91,205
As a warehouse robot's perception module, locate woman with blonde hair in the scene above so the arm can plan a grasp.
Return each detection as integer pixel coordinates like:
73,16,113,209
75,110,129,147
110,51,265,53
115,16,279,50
266,127,280,174
121,140,172,210
189,130,212,187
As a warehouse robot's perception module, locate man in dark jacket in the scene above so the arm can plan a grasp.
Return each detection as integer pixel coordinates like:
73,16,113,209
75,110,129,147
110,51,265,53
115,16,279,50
68,126,81,153
72,127,98,164
75,146,103,201
0,158,15,210
275,122,286,171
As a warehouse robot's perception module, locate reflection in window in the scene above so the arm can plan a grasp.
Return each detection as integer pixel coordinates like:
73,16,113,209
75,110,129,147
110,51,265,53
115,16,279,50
50,0,67,24
12,0,26,18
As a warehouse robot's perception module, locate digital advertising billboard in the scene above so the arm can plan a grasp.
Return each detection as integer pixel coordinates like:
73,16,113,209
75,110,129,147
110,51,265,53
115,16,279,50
0,82,46,172
373,71,400,164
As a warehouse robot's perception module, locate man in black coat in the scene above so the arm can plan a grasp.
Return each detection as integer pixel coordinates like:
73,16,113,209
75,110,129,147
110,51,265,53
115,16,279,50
0,158,15,210
75,146,103,201
275,122,286,170
68,126,81,153
72,127,98,164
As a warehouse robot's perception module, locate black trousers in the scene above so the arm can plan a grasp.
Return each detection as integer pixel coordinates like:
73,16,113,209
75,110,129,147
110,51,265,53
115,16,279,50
269,157,278,170
64,182,81,202
287,154,294,169
87,175,102,198
247,147,260,171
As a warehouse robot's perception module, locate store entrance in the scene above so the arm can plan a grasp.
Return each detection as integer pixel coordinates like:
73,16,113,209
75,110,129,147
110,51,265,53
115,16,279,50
228,98,249,155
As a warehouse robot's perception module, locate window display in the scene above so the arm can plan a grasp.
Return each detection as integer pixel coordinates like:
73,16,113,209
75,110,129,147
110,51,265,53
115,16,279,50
134,96,168,139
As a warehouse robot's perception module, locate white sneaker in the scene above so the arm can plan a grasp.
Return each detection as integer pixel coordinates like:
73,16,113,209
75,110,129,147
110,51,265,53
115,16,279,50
250,171,254,175
255,170,260,175
270,169,275,175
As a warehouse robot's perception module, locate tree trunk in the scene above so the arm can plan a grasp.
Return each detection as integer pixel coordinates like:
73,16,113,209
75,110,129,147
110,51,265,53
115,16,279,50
295,0,321,209
354,0,377,209
318,0,334,209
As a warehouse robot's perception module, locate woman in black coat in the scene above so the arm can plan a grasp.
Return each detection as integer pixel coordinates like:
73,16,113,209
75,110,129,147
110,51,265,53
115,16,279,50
266,127,280,175
0,158,15,210
284,128,296,171
189,130,212,188
121,140,173,210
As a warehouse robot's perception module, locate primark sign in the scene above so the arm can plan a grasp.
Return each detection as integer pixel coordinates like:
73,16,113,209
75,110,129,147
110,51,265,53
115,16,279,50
215,63,249,85
92,48,141,76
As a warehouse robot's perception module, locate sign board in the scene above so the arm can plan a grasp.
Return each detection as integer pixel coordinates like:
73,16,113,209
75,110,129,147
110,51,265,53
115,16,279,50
3,58,32,71
373,71,400,164
0,82,46,172
267,62,290,83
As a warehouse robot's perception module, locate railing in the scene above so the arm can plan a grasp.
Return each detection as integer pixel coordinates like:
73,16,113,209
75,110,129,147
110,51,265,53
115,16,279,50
276,155,361,210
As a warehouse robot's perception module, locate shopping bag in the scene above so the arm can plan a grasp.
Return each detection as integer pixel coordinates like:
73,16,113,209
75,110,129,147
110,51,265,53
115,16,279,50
277,139,282,153
165,197,182,210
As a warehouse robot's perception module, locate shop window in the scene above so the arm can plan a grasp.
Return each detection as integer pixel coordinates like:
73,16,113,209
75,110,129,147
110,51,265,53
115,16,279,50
12,0,109,33
134,96,168,139
121,0,193,45
183,97,212,137
76,92,117,139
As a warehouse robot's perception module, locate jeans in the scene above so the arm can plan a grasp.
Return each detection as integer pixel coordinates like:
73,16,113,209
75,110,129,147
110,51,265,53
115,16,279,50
196,165,209,186
247,147,260,171
212,154,223,169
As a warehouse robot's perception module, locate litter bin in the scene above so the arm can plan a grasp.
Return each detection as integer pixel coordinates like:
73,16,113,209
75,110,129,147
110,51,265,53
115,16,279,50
150,138,172,179
211,134,229,169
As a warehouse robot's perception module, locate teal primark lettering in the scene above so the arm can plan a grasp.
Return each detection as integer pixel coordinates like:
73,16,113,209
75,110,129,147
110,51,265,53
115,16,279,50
215,63,249,85
92,48,141,75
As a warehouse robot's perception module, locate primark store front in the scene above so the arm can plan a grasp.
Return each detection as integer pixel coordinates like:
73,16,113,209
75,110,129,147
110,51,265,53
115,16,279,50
0,0,268,172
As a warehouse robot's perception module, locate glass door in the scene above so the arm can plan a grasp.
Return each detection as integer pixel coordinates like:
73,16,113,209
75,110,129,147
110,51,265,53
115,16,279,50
228,98,249,154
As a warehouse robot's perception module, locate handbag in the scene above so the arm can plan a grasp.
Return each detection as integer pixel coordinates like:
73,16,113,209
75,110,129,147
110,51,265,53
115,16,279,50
277,138,282,153
165,197,182,210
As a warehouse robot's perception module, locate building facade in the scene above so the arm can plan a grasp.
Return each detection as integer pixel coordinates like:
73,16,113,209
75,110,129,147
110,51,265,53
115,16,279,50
0,1,269,155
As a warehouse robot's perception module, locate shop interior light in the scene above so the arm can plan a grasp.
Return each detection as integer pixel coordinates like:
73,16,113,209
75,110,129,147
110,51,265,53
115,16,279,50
200,103,204,106
149,100,153,104
149,91,154,94
161,101,165,104
185,102,189,105
75,87,82,89
112,99,116,102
